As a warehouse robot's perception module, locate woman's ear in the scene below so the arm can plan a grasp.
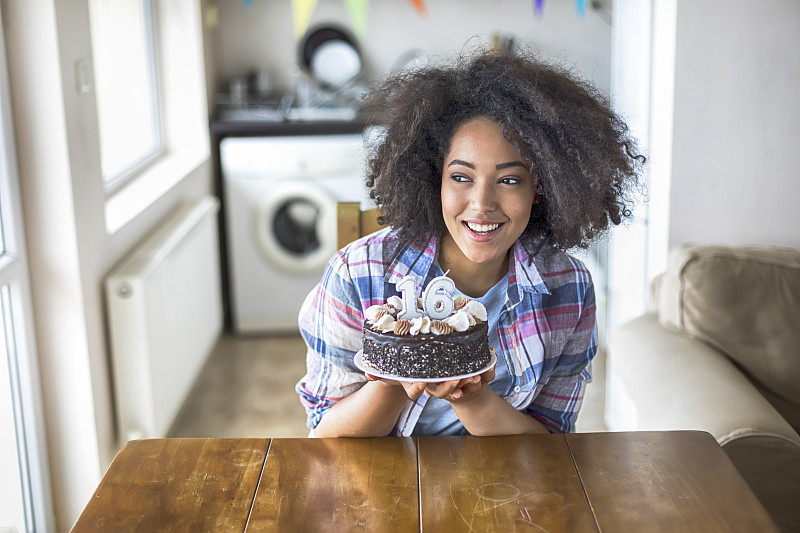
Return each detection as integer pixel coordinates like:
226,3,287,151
533,183,543,204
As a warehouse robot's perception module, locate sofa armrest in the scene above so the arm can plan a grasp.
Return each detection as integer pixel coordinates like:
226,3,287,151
605,313,798,445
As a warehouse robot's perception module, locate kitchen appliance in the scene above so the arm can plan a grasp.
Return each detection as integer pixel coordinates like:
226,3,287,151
220,133,371,333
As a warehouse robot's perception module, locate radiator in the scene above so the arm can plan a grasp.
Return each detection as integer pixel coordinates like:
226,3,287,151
105,196,222,441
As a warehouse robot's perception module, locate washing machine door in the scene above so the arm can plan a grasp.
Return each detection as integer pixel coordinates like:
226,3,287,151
255,181,338,273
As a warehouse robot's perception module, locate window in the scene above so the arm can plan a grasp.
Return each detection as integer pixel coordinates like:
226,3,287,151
89,0,162,190
99,0,211,234
0,286,30,532
0,12,52,532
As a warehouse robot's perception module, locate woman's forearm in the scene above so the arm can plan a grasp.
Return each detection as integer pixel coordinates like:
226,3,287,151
311,380,411,437
452,387,550,436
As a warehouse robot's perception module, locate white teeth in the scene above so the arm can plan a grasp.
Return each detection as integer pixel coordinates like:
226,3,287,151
466,221,500,233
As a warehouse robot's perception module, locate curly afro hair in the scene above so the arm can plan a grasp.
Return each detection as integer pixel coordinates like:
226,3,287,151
361,47,645,257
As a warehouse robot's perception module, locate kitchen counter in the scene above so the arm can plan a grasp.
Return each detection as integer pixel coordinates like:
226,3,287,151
209,116,366,138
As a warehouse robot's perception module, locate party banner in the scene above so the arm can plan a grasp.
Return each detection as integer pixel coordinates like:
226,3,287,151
407,0,427,16
344,0,370,40
292,0,319,37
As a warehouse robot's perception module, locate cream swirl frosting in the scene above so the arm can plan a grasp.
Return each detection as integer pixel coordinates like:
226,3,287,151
364,293,487,336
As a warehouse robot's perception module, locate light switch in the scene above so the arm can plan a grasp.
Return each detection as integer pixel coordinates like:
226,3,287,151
75,59,92,94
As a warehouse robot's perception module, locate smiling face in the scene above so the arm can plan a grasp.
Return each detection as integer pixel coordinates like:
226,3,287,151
439,117,536,285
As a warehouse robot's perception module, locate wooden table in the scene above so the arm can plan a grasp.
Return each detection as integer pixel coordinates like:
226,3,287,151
72,431,777,532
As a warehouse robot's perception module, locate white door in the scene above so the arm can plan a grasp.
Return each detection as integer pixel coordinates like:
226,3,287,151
0,12,53,533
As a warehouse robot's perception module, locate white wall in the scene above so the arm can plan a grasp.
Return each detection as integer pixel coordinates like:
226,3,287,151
211,0,614,93
3,1,214,530
669,0,800,249
607,0,800,338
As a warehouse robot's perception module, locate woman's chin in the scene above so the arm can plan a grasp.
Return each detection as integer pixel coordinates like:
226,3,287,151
460,247,509,268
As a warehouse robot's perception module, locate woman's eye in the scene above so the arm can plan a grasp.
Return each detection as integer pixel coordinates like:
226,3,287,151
450,174,471,183
499,177,521,185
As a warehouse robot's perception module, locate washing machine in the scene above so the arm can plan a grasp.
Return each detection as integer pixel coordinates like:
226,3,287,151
221,133,372,333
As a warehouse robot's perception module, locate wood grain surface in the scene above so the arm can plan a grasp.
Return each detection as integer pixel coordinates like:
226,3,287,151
71,438,267,533
71,432,779,532
246,437,419,532
417,434,599,532
566,431,779,533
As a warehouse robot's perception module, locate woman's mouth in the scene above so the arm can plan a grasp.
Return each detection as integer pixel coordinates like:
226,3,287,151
464,221,502,236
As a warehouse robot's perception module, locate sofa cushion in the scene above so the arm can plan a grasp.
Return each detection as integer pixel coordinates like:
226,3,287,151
658,244,800,432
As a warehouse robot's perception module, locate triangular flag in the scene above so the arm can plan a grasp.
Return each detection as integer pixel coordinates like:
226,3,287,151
407,0,427,16
292,0,319,38
576,0,586,18
343,0,370,41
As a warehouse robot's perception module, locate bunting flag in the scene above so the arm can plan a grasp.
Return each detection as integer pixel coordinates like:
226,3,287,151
343,0,370,40
576,0,587,18
407,0,427,16
291,0,319,37
533,0,545,18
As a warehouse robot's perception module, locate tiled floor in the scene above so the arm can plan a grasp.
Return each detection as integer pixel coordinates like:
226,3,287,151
168,332,607,437
169,333,310,438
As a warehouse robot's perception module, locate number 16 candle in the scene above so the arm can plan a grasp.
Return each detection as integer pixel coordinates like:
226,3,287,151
396,274,456,320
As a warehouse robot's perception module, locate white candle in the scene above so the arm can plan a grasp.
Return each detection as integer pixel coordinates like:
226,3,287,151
395,274,457,320
396,276,422,320
422,275,455,319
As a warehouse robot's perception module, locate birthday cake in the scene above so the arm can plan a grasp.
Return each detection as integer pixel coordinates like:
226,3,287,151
361,275,491,379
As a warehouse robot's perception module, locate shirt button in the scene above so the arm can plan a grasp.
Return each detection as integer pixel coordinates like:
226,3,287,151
514,386,521,393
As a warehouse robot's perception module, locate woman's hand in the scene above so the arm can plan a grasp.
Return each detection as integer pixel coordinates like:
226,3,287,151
423,364,495,402
365,374,427,400
363,370,491,402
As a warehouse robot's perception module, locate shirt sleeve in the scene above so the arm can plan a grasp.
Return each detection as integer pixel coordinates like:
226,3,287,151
295,251,367,430
524,278,597,433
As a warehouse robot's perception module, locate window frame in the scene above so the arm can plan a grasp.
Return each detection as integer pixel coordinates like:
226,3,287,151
101,0,211,235
90,0,165,194
0,8,55,532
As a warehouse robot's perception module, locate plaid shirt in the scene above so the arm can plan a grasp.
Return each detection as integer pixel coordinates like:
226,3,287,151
296,228,596,435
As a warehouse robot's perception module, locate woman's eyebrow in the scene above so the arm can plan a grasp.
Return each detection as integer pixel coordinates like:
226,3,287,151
447,159,475,169
496,161,527,170
446,159,526,170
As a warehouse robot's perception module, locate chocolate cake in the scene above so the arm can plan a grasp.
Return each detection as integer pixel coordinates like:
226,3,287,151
360,291,491,379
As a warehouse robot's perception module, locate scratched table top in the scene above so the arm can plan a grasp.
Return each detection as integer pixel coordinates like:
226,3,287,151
71,431,777,532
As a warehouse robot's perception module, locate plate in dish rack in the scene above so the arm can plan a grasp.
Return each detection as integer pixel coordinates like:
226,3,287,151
353,349,497,383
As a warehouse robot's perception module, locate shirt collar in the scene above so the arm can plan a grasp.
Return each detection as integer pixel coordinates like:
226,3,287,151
384,233,551,298
510,240,550,293
507,240,550,308
385,234,439,287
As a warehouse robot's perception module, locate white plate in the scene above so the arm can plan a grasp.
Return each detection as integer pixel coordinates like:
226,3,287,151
311,40,361,88
353,350,497,383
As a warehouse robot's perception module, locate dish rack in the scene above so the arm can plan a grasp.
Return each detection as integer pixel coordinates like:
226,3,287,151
215,92,294,122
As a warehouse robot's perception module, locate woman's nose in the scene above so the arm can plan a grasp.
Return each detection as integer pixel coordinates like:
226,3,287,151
470,180,497,213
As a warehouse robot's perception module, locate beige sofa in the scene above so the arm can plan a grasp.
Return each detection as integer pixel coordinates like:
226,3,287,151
605,244,800,532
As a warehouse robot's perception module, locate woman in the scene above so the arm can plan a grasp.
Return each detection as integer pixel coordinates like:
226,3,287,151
296,49,644,437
